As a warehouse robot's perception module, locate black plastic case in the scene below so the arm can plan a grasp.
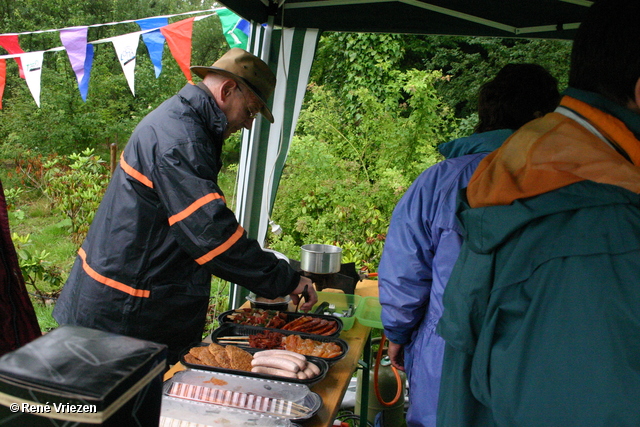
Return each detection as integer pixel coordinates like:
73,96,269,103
0,325,167,426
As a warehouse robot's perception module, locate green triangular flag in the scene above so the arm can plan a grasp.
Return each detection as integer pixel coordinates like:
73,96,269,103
218,8,250,50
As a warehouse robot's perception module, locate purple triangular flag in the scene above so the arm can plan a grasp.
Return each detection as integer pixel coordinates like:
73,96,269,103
60,27,93,101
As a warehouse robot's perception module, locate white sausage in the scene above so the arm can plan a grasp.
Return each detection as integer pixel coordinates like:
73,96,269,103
251,356,300,373
253,349,307,361
269,354,306,371
251,366,298,378
296,370,309,380
305,361,321,376
302,366,316,378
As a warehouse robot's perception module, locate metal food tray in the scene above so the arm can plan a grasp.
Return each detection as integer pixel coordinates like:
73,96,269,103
217,308,343,337
163,369,322,422
180,343,329,386
210,323,349,366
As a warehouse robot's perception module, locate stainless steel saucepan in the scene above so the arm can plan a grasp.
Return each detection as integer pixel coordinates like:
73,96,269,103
300,244,342,274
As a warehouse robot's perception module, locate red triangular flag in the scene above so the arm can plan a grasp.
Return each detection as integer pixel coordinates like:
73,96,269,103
0,59,5,109
0,34,26,79
160,17,194,83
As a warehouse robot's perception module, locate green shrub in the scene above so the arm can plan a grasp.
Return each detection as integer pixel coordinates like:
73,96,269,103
41,148,110,243
268,70,457,272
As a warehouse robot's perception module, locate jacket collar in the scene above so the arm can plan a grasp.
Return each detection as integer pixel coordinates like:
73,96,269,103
438,129,512,159
178,83,228,141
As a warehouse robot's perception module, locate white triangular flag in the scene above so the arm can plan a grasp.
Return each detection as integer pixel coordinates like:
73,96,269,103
111,33,139,96
22,51,44,107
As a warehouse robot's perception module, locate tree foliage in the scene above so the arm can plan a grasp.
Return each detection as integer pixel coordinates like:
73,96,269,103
268,68,458,270
0,0,228,158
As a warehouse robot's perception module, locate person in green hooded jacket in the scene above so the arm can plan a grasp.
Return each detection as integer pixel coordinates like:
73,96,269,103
436,0,640,426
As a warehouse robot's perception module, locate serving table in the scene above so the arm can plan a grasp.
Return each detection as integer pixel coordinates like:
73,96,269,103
163,280,380,427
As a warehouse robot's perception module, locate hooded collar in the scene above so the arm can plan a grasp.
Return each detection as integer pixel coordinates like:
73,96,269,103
178,83,228,143
438,129,513,159
466,89,640,208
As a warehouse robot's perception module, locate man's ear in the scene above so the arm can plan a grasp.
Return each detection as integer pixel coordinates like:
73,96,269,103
635,77,640,109
219,79,238,102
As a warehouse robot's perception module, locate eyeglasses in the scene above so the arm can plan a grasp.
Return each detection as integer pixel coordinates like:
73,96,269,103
236,85,260,120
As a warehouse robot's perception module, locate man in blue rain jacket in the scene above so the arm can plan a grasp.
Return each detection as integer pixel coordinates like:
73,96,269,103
378,64,559,426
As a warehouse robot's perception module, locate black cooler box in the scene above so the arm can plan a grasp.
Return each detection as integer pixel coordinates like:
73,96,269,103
0,325,167,426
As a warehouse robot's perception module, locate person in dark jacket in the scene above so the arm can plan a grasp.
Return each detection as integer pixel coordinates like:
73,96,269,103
437,1,640,426
378,64,559,427
0,179,41,356
53,48,316,363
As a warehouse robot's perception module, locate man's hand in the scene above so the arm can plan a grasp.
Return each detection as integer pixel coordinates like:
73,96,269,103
290,276,317,312
387,340,405,371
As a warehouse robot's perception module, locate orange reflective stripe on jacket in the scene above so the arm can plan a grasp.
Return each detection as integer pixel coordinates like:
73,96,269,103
195,225,244,265
168,192,227,226
78,248,150,298
120,152,154,188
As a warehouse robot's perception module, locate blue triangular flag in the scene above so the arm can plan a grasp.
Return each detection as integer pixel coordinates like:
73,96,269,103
136,17,169,78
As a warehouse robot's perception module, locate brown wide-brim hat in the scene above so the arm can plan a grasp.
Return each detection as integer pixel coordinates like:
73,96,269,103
191,48,276,123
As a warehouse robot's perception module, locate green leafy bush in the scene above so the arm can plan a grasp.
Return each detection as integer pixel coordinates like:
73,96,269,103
268,69,458,272
41,148,110,243
12,232,64,304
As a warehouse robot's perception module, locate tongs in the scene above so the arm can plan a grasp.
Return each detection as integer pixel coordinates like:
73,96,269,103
295,284,309,313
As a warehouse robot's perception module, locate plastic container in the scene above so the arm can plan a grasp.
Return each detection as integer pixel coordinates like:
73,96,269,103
164,369,322,422
247,292,292,311
354,296,383,329
218,308,343,337
209,323,349,366
180,343,329,387
161,396,294,426
311,291,361,331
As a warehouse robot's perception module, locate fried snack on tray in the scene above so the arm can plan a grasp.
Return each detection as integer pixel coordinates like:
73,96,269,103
186,344,252,371
283,334,342,358
189,345,218,366
226,344,254,371
247,331,342,358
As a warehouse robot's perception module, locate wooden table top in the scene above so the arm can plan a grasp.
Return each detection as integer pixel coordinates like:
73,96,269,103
164,279,379,427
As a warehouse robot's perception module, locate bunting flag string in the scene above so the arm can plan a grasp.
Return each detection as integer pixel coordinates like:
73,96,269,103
0,9,231,108
0,8,218,38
